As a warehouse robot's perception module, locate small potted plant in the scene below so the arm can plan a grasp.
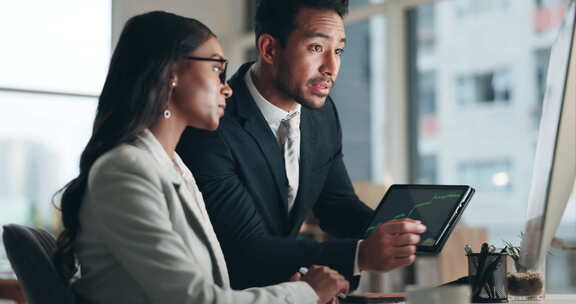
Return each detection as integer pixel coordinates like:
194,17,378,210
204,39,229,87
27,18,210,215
503,240,545,300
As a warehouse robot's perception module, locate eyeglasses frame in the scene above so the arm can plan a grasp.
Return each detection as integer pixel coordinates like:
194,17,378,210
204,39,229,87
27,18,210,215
184,56,228,84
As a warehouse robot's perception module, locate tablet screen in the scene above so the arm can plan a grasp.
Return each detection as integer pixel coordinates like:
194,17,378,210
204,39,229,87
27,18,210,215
365,185,474,252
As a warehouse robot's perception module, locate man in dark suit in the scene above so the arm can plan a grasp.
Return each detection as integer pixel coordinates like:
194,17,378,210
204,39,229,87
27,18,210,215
177,0,426,290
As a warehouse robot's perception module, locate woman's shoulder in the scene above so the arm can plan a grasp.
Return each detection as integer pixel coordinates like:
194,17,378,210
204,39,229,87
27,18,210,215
95,142,149,167
89,143,158,184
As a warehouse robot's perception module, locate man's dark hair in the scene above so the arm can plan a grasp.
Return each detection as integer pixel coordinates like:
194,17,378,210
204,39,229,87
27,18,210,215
254,0,349,46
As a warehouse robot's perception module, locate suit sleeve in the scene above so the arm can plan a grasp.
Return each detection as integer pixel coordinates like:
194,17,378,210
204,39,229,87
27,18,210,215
178,126,361,289
313,99,374,239
86,150,318,304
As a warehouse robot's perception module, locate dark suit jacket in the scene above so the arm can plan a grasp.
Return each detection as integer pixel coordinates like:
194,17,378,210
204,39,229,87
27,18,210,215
177,62,374,290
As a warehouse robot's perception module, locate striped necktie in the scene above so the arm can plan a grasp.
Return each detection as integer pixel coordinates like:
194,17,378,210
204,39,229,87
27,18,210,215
278,112,299,213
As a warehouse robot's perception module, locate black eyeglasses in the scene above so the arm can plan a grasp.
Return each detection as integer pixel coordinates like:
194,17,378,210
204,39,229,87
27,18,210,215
185,56,228,84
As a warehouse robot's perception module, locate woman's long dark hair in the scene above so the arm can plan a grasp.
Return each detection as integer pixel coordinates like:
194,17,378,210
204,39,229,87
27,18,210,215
53,11,215,281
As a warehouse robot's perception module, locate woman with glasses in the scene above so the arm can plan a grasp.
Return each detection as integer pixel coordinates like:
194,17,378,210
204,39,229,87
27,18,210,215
53,11,348,304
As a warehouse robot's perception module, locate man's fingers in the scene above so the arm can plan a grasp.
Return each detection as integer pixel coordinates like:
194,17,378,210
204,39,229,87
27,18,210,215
391,245,417,258
378,221,426,234
392,255,416,267
391,218,422,224
391,233,421,246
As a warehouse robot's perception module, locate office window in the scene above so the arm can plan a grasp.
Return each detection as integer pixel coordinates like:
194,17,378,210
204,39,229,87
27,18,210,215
415,4,436,53
417,154,438,184
350,0,381,8
0,1,110,234
536,0,571,7
534,0,571,32
409,0,574,293
456,69,511,106
458,159,513,193
331,14,387,182
533,48,552,126
0,93,97,227
455,0,510,18
244,0,257,33
0,2,110,95
417,71,438,139
419,71,437,116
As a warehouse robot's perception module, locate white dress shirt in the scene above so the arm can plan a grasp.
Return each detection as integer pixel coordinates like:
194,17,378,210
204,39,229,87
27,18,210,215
244,67,301,213
244,67,363,276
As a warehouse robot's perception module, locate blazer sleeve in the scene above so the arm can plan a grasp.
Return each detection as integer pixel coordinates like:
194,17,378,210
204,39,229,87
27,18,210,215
178,126,360,289
86,149,318,304
313,99,374,239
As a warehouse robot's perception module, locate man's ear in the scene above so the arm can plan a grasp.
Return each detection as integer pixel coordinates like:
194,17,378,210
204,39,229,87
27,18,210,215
257,33,280,65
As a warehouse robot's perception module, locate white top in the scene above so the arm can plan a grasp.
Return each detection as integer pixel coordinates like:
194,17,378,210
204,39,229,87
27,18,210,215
244,67,301,213
73,128,318,304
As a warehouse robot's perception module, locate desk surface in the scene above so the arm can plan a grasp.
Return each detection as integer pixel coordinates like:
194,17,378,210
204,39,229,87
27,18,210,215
2,280,574,304
342,294,576,304
512,294,576,304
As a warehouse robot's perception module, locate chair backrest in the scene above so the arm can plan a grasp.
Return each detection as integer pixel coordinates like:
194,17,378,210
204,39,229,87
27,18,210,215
2,224,76,304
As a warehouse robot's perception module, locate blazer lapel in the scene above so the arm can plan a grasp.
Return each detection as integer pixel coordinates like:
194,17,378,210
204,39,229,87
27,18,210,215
231,64,289,219
242,118,288,212
134,130,229,287
173,183,229,287
288,107,318,232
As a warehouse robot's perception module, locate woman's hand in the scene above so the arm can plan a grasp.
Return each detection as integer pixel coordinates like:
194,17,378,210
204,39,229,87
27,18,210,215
291,265,349,304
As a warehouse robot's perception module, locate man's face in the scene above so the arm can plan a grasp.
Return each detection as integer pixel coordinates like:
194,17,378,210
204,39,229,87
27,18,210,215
274,8,346,109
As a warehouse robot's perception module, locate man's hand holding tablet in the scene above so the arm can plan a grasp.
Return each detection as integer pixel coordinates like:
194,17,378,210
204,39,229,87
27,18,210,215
357,218,427,272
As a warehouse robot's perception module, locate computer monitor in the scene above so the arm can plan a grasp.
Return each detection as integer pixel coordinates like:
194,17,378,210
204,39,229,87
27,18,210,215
519,0,576,270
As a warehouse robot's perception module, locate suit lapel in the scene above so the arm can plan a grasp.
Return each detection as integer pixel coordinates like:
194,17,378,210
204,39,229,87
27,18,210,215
231,64,289,221
288,107,317,232
242,118,288,213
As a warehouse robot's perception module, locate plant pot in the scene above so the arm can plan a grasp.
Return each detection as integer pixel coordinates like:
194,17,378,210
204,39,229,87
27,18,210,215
506,271,545,300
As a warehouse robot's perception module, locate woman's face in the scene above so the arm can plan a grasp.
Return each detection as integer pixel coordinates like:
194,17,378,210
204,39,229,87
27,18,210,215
171,37,232,131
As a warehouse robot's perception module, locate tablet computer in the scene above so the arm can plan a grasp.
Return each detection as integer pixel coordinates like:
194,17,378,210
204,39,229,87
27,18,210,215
364,184,475,254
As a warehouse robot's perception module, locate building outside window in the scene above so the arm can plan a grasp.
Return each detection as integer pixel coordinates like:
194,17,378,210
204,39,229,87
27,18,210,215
456,69,511,106
409,0,574,293
533,48,552,125
417,154,438,184
455,0,511,18
331,9,387,182
458,159,513,193
416,4,436,53
0,2,110,237
331,15,385,181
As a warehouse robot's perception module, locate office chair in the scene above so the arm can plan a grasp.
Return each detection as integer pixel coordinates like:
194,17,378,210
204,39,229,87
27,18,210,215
2,224,76,304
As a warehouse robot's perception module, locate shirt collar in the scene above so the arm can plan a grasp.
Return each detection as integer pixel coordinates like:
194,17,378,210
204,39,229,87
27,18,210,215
244,66,301,129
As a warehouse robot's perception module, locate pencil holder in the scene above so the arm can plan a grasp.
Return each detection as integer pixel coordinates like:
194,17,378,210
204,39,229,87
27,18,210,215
467,252,508,303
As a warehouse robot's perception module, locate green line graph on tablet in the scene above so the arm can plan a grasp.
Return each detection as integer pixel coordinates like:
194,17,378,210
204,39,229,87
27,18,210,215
366,193,462,232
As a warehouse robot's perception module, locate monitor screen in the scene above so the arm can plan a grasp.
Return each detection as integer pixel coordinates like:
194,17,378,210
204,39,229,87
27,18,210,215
520,0,576,270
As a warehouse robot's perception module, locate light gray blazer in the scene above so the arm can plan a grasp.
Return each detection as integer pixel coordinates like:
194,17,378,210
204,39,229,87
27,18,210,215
73,129,317,304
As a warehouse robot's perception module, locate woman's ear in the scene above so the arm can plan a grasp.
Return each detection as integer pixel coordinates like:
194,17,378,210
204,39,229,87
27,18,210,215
166,75,178,105
257,34,279,65
170,76,178,88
